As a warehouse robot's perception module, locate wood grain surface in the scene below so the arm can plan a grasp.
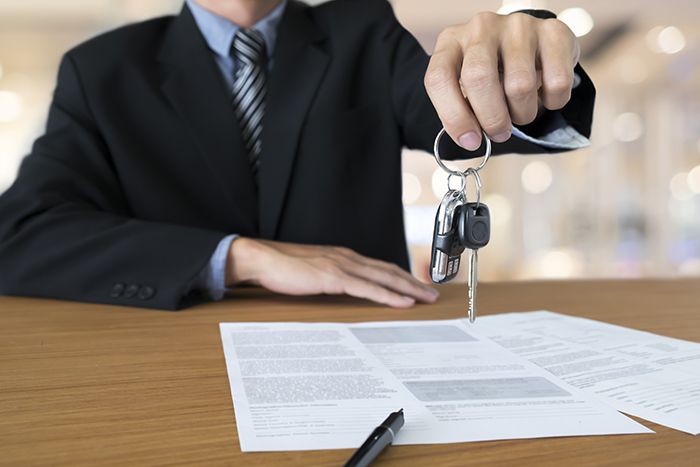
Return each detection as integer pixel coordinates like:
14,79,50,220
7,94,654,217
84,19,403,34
1,279,699,466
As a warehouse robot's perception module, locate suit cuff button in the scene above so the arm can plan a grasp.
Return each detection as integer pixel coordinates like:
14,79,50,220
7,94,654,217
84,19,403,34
124,284,139,298
110,283,125,298
138,286,156,300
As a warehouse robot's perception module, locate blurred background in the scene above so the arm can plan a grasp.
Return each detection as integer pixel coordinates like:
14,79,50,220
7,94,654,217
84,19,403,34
0,0,698,283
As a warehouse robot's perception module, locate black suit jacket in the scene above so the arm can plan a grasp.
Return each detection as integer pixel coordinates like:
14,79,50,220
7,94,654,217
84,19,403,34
0,0,594,309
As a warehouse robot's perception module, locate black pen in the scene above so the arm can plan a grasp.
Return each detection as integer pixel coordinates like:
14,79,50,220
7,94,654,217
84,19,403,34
344,409,405,467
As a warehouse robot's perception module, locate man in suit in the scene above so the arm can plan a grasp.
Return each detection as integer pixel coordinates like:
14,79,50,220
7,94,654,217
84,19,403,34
0,0,594,310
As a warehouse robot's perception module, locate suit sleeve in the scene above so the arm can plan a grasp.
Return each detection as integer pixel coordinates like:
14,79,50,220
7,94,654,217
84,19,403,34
379,1,596,158
0,54,227,310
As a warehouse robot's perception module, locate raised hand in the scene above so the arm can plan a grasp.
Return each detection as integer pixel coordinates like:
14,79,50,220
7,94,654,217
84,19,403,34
424,11,580,150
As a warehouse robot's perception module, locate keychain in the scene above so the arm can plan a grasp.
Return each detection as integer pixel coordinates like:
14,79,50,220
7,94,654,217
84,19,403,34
429,129,492,323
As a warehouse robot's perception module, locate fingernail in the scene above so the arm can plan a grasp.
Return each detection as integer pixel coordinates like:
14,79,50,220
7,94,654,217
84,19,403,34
492,131,511,143
400,296,416,306
427,288,440,299
458,132,481,151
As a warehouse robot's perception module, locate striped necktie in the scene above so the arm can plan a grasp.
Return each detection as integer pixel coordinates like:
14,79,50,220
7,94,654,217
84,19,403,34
231,29,267,175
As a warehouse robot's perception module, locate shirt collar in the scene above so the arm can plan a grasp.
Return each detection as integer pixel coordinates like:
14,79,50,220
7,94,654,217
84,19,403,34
186,0,287,58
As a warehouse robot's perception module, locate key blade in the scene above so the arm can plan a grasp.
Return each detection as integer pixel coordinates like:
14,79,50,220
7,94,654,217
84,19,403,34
467,249,478,323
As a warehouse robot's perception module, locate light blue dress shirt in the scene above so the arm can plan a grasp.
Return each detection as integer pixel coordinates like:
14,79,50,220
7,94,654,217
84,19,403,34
188,0,287,300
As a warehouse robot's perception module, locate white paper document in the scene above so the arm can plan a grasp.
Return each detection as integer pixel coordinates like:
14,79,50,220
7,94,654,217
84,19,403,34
477,311,700,435
220,319,650,452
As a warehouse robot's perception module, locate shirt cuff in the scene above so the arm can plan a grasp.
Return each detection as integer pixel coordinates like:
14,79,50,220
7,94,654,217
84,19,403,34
508,9,591,150
511,72,590,151
512,113,591,150
193,234,237,301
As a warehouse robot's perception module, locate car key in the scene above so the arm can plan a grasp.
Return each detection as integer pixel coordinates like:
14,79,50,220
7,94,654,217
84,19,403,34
458,202,491,322
430,189,466,283
430,128,492,323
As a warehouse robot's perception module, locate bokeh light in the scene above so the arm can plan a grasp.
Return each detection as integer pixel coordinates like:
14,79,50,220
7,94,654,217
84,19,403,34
521,161,553,194
669,172,693,201
613,112,644,142
657,26,686,54
686,166,700,194
559,8,594,38
496,1,536,15
647,25,686,54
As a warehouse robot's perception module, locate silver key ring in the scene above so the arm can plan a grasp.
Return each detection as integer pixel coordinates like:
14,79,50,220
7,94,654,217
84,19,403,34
433,128,492,176
464,168,482,207
447,172,467,192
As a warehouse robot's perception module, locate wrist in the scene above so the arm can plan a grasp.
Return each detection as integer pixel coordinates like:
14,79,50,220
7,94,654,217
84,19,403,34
226,237,265,286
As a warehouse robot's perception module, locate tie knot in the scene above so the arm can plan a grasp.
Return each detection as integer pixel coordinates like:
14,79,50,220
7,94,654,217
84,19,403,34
232,29,267,65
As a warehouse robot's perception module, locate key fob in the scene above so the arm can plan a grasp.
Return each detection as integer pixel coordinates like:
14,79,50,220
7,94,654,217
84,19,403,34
459,203,490,249
430,190,466,283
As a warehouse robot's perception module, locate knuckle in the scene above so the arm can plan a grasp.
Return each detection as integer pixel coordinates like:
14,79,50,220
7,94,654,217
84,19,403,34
461,63,493,89
436,26,458,42
441,108,466,131
546,73,573,95
542,18,571,36
482,117,511,134
465,12,499,40
504,72,536,100
424,65,452,91
544,74,573,109
478,112,510,132
471,11,498,26
509,11,536,25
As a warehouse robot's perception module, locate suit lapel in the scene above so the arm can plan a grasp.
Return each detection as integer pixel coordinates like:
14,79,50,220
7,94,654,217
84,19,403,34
157,6,258,235
258,1,329,239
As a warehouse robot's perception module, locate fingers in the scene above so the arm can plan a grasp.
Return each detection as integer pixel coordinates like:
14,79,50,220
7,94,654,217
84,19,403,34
338,273,416,308
363,258,439,303
537,18,577,110
424,28,483,151
336,252,439,304
427,12,580,146
252,241,439,308
460,33,512,143
500,16,539,125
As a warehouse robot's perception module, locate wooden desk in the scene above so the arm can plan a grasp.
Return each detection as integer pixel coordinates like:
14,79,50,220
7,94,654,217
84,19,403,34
1,279,699,466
